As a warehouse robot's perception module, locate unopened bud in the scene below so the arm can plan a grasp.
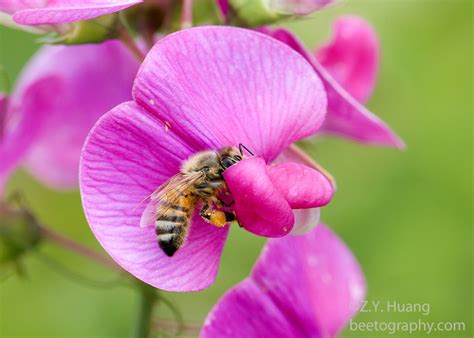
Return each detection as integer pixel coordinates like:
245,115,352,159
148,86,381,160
0,201,41,265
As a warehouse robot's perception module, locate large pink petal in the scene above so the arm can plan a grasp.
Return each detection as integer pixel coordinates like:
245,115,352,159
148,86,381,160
133,26,327,163
202,225,366,337
316,16,379,103
268,162,333,208
13,0,142,25
10,40,138,189
201,279,300,338
80,101,229,291
224,157,294,237
253,224,366,337
261,27,404,148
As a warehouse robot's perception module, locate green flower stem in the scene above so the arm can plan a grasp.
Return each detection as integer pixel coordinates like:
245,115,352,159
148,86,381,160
38,224,121,272
118,27,145,62
181,0,194,29
131,282,158,338
118,12,146,62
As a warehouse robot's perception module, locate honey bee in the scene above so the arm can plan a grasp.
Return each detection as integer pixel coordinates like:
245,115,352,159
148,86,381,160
141,145,253,257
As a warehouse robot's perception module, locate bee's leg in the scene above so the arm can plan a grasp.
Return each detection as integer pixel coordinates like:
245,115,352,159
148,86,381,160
200,200,240,227
209,210,227,227
199,203,212,222
199,204,230,228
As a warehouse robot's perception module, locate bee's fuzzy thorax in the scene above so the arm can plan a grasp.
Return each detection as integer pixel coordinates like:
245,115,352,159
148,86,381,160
180,150,218,174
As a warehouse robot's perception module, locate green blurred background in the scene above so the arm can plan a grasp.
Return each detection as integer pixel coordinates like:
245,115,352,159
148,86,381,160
0,0,472,337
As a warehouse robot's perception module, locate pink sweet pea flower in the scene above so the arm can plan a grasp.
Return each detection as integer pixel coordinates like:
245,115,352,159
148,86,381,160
80,26,334,291
0,0,142,25
0,40,138,192
260,16,404,147
201,224,366,338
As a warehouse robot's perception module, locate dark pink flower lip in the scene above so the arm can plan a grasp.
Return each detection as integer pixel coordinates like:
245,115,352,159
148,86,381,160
224,157,333,237
80,26,332,291
201,224,366,338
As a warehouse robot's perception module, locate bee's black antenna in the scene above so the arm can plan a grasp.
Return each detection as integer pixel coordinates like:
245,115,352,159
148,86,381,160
239,143,255,156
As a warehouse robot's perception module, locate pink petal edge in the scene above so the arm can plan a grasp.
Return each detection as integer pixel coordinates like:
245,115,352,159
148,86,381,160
261,26,404,148
133,26,327,163
13,0,142,25
316,16,379,103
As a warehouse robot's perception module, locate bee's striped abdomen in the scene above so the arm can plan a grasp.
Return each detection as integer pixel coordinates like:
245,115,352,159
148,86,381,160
156,198,195,257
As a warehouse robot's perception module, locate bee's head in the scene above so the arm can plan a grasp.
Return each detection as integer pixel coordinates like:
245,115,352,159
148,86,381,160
218,147,243,171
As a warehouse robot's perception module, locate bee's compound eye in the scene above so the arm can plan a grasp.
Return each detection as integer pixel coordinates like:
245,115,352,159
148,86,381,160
221,157,235,169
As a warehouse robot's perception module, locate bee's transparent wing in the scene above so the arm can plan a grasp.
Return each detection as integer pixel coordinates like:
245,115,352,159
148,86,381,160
139,172,204,228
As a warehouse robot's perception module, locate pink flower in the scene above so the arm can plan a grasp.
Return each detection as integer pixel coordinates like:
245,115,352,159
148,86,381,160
80,26,334,291
260,16,405,147
0,0,142,25
0,40,138,193
201,224,366,338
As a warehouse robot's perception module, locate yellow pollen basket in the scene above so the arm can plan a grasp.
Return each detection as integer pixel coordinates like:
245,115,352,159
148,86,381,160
209,211,227,227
